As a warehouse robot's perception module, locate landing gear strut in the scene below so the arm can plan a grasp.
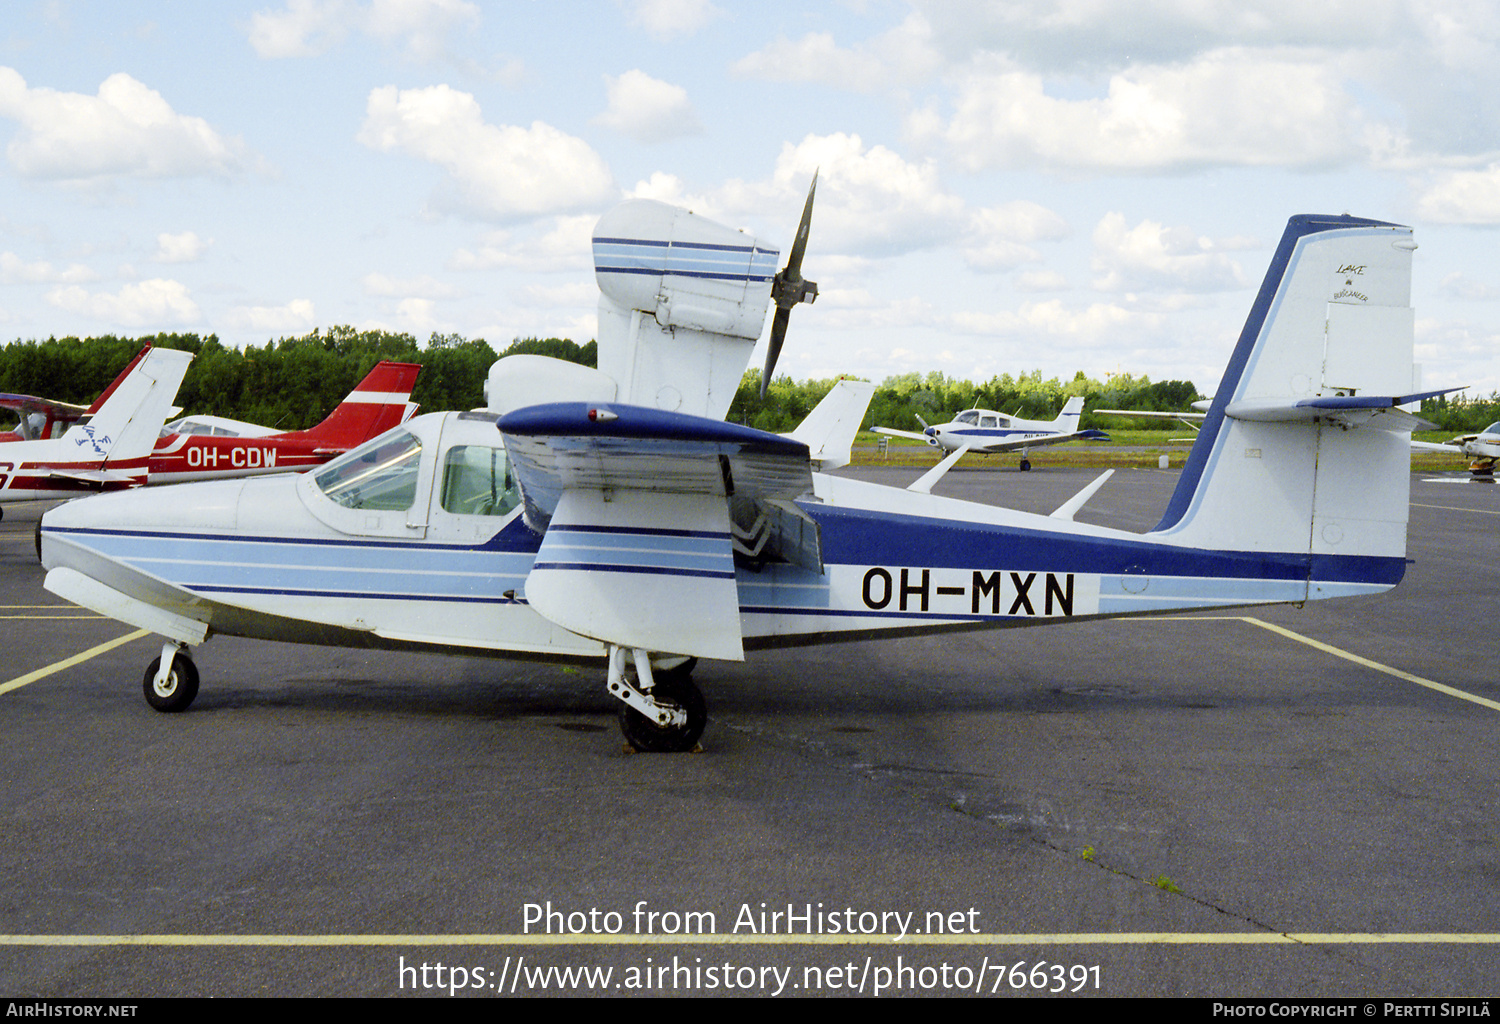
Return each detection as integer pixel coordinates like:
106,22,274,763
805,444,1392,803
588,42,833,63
607,646,705,752
143,642,199,713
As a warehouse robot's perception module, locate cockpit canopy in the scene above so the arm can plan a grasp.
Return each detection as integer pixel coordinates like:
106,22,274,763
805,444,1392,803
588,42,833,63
307,417,521,527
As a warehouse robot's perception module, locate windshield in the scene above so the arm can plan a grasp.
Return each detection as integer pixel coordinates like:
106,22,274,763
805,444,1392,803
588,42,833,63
313,428,423,510
1482,422,1500,437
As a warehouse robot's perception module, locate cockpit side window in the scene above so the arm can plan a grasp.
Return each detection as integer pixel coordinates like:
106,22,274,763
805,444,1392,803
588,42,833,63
440,445,521,518
980,415,999,429
313,429,423,510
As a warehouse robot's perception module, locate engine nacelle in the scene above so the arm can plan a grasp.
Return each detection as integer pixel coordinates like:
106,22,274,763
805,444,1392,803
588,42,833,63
593,200,779,421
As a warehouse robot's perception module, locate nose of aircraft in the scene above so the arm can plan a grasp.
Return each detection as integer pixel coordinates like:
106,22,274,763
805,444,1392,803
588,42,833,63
923,426,940,447
41,478,257,570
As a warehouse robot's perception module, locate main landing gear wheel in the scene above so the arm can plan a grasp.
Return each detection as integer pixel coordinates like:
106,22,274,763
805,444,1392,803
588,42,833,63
618,667,706,753
143,653,199,713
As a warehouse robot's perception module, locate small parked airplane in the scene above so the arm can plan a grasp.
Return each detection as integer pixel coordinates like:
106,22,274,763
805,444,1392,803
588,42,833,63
1,347,192,518
871,397,1108,471
41,202,1439,754
148,361,421,485
1408,419,1499,479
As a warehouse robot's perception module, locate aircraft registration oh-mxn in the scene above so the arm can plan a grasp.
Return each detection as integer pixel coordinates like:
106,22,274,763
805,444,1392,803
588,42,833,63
42,201,1441,752
1,346,192,520
871,397,1109,478
148,361,421,485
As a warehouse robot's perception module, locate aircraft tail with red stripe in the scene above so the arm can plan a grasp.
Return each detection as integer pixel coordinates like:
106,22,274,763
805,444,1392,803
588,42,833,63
279,361,422,452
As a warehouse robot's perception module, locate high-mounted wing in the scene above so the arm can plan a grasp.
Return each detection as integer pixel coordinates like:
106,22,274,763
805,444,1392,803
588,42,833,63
499,403,814,661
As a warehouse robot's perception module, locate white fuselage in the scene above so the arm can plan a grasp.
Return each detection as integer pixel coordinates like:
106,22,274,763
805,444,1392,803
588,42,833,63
40,411,1403,668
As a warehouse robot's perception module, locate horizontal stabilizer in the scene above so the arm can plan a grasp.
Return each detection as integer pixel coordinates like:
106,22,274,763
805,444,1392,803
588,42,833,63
870,426,932,444
45,467,144,484
1225,387,1454,431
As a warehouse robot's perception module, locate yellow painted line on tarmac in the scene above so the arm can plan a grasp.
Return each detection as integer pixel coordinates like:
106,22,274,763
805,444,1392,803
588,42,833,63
1412,502,1500,515
1146,615,1500,713
4,931,1500,947
0,628,149,695
1241,616,1500,713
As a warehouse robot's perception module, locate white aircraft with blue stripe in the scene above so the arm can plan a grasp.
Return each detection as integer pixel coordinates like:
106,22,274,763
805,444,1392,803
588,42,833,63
872,396,1109,471
40,191,1441,753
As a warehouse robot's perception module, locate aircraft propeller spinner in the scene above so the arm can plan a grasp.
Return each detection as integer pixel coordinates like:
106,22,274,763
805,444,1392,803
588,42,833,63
760,172,819,400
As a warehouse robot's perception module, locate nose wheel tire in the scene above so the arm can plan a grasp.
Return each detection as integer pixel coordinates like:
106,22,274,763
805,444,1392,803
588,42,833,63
618,668,706,753
143,654,199,713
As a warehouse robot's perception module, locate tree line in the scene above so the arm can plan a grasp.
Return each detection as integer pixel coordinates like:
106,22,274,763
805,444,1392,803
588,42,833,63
4,327,1494,435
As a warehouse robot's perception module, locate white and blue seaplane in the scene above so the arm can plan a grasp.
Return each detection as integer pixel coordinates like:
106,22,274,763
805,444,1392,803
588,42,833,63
40,191,1442,752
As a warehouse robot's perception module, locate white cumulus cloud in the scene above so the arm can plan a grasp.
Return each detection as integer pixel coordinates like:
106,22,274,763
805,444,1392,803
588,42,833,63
0,67,245,182
358,84,615,221
1090,213,1250,293
223,299,318,333
714,133,966,258
447,216,597,273
47,279,201,326
593,70,702,143
0,252,98,284
154,231,209,263
248,0,480,61
928,49,1377,173
961,201,1070,271
361,272,463,298
732,14,941,92
625,0,721,40
1414,164,1500,224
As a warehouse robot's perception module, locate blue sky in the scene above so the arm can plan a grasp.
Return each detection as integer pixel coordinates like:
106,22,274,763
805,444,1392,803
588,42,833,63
2,0,1498,400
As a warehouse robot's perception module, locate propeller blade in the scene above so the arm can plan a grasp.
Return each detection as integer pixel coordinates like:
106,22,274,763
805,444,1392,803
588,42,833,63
762,172,819,400
760,306,792,399
783,171,817,279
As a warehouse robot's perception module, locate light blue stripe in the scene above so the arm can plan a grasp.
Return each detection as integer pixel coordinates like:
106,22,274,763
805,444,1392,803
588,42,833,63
1098,575,1307,600
539,543,732,574
548,530,729,555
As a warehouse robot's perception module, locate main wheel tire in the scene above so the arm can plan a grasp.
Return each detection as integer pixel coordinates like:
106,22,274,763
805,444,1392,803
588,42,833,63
1019,458,1032,472
618,670,706,753
143,654,199,713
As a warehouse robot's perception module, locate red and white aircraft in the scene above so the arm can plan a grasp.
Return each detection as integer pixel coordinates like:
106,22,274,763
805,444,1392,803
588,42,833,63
147,361,422,485
0,346,193,517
